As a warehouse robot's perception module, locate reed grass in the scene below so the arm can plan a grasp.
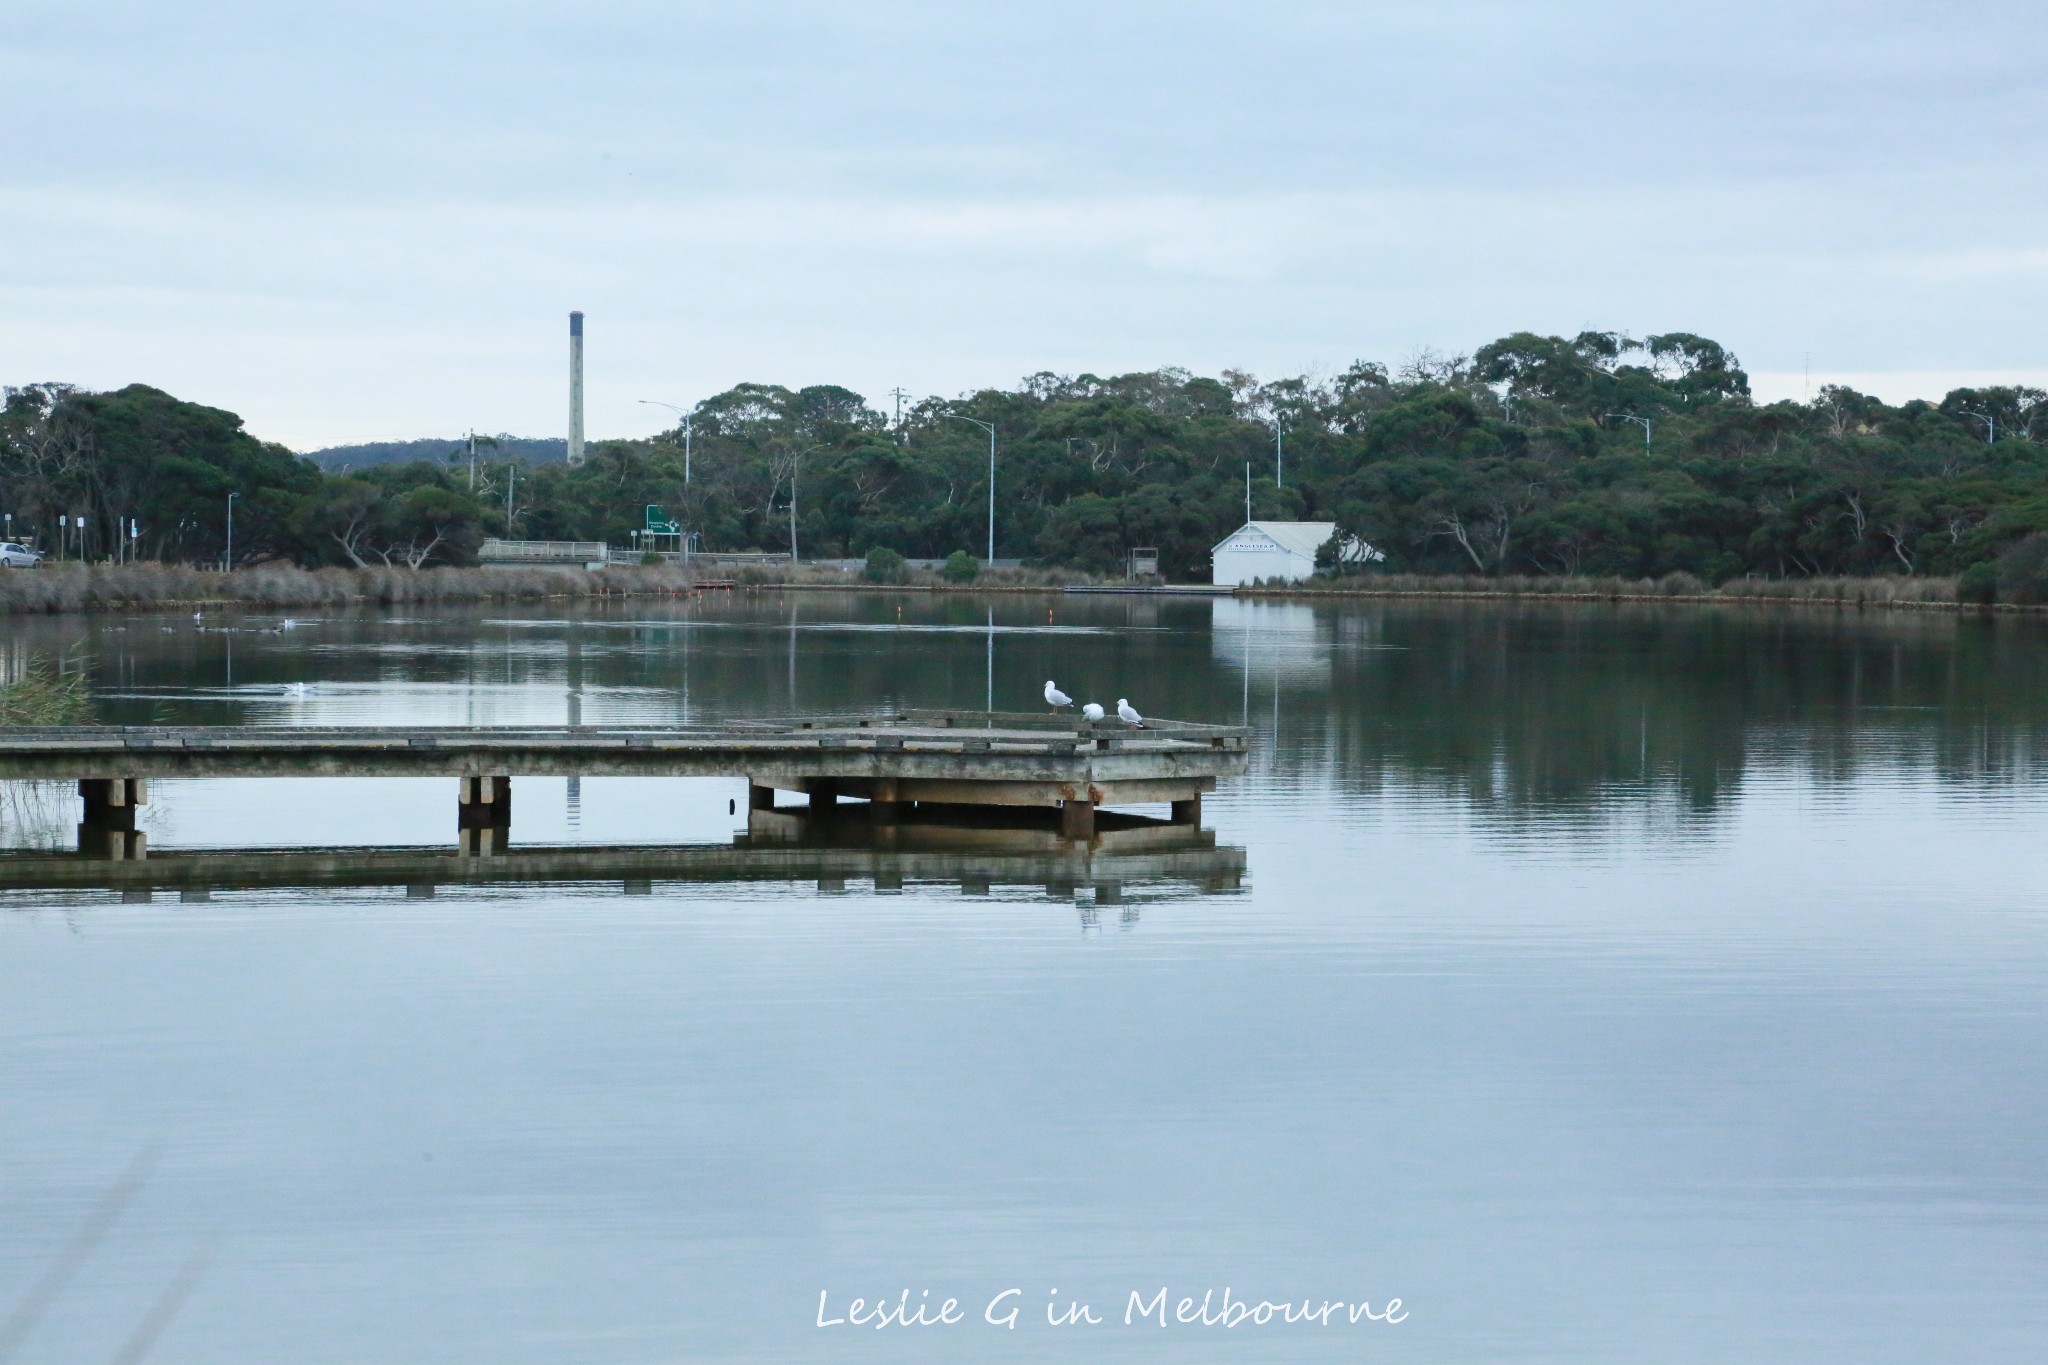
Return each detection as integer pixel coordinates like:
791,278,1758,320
0,561,738,616
0,658,91,726
0,560,1972,616
1255,572,1961,606
0,560,1109,614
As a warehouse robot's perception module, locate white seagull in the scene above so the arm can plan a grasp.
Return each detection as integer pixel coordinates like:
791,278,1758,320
1117,698,1146,728
1043,680,1074,709
1081,702,1105,722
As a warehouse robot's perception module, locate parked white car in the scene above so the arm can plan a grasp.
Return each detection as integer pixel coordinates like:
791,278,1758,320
0,542,44,567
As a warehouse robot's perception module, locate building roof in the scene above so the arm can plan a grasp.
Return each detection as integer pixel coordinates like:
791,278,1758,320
1212,521,1338,558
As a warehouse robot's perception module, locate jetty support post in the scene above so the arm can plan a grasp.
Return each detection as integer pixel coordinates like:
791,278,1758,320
1060,797,1095,840
1170,793,1202,825
869,778,902,824
77,778,148,860
458,775,511,856
748,781,776,812
808,779,839,813
78,778,146,829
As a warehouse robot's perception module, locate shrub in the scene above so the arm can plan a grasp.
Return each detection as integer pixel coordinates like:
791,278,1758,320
941,550,979,584
863,547,909,584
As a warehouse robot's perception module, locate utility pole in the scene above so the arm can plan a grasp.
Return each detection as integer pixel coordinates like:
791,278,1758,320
225,492,238,571
504,464,518,535
1245,462,1252,523
1275,421,1284,489
889,387,910,434
467,429,476,491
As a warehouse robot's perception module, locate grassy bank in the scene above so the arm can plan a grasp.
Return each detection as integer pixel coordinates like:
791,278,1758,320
0,561,735,616
0,560,1105,616
0,561,2001,617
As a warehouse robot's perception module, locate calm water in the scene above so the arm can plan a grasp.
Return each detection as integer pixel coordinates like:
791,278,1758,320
4,594,2047,1363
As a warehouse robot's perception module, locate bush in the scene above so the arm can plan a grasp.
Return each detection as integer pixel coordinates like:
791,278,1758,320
863,547,909,584
941,550,979,584
1996,533,2048,605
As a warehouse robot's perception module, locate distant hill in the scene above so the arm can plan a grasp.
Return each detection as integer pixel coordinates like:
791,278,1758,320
301,435,568,471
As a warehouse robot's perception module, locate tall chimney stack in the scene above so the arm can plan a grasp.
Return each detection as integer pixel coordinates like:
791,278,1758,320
567,310,585,467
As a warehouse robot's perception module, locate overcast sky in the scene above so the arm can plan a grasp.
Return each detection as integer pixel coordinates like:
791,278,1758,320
4,1,2045,449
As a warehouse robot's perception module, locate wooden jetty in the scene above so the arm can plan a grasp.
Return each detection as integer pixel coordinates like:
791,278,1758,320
0,710,1250,856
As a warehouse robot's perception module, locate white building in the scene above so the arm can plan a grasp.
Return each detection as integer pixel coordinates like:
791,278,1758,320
1210,520,1382,586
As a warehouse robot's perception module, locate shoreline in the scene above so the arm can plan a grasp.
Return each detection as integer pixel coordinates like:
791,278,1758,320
3,561,2036,617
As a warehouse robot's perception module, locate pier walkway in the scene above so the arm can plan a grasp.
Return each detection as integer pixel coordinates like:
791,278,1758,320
0,711,1251,856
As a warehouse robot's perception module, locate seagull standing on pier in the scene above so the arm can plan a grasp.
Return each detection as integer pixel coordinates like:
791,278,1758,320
1117,698,1146,728
1044,680,1074,710
1081,702,1105,722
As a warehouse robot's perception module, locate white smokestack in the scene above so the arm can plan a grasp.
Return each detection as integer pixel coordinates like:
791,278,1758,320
567,310,585,467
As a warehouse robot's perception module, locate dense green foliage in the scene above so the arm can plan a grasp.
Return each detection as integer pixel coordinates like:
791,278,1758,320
303,434,567,472
7,332,2048,588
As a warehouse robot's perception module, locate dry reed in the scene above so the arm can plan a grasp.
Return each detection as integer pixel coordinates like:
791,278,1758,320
0,560,1973,616
0,657,91,725
0,561,742,616
1252,572,1961,607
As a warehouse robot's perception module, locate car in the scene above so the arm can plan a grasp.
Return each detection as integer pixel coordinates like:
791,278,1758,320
0,542,44,568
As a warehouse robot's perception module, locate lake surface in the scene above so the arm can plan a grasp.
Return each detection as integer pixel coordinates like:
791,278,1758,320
4,593,2047,1363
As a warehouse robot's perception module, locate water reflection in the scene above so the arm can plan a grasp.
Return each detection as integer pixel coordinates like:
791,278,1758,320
11,596,2048,839
0,802,1242,909
8,596,2048,1364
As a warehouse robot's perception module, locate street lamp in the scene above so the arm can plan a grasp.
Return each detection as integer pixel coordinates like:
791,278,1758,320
1958,409,1997,444
638,400,693,483
225,492,239,570
1272,419,1284,488
946,414,997,563
1605,413,1653,449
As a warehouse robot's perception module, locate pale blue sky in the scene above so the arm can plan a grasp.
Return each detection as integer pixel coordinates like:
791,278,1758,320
3,1,2044,448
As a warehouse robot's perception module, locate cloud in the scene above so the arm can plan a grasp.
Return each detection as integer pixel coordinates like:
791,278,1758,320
5,1,2048,444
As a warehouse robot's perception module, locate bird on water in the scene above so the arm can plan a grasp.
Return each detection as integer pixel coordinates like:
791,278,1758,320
1117,698,1146,728
1044,680,1074,709
1081,702,1105,722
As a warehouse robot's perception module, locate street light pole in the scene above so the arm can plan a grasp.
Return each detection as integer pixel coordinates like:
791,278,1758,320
947,414,997,562
225,492,239,571
1605,413,1653,449
638,400,693,484
1274,421,1284,489
1959,409,1997,444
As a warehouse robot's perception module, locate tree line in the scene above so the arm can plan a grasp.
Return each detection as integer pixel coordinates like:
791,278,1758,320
5,331,2047,594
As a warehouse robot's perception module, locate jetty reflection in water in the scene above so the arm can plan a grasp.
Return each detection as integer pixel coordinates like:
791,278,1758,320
0,800,1244,905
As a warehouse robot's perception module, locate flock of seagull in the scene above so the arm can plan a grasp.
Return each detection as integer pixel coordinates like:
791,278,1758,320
1043,680,1145,729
